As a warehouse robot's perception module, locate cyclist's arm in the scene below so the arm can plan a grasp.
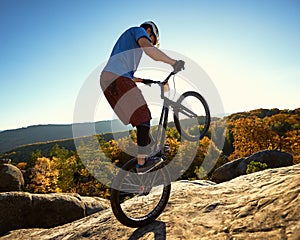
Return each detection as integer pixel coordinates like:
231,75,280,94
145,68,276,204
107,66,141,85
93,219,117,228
133,77,143,83
138,37,176,66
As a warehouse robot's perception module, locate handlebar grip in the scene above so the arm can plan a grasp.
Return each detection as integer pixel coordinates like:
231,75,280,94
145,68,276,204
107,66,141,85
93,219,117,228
142,79,154,85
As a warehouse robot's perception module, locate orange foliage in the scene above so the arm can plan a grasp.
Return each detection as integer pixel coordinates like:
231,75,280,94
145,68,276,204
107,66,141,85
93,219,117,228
229,113,300,163
28,157,61,193
230,116,279,160
16,162,27,170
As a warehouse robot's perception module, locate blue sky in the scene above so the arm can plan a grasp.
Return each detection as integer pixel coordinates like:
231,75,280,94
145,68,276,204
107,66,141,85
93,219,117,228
0,0,299,130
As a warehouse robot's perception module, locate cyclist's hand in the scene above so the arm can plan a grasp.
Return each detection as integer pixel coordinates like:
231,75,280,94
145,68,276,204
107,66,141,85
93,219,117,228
172,60,185,73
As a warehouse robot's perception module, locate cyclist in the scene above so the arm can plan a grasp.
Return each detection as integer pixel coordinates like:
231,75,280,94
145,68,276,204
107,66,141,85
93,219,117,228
100,21,184,174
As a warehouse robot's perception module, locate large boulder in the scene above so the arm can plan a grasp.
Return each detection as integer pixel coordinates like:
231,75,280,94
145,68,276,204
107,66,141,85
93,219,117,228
0,192,32,235
0,192,109,235
211,150,293,183
80,195,110,215
0,163,24,191
3,164,300,240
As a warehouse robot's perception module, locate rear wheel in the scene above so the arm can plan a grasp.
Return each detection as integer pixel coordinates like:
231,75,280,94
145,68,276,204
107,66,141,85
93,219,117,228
110,158,171,228
174,91,210,141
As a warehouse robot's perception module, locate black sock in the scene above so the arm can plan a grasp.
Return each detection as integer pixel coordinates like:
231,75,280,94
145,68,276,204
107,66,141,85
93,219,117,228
136,121,151,155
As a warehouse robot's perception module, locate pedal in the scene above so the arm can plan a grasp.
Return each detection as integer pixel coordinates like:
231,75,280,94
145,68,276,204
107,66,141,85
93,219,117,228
154,145,170,159
164,144,170,153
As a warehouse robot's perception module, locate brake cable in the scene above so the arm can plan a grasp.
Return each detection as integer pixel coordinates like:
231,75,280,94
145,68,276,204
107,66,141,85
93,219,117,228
172,74,176,100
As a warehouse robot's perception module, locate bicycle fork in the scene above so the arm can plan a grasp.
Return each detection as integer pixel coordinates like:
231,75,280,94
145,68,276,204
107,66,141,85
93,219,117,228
153,105,169,156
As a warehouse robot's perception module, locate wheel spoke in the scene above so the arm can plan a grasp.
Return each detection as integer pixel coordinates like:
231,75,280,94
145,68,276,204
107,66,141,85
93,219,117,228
110,159,171,227
174,91,210,141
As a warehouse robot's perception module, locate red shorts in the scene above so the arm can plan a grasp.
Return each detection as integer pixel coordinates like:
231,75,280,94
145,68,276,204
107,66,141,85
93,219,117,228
100,71,152,127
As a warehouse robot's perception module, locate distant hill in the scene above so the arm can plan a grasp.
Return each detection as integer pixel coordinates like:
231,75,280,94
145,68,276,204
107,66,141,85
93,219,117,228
0,120,131,153
1,132,117,164
1,108,299,161
226,108,300,121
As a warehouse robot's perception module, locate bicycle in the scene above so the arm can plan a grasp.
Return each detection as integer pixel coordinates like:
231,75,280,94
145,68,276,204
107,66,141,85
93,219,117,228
110,70,211,228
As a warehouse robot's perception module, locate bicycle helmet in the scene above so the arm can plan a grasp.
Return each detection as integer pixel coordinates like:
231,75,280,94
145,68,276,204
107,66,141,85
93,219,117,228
140,21,160,46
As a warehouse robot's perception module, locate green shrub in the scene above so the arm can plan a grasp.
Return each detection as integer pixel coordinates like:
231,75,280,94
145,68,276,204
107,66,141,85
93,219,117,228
246,161,268,174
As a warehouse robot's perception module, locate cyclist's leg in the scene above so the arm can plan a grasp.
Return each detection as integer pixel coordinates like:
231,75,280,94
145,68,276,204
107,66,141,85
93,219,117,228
136,120,163,173
101,73,151,126
136,121,151,165
101,73,158,168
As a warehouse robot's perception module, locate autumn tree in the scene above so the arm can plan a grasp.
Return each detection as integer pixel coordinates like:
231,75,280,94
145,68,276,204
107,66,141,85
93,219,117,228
229,111,300,163
28,157,60,193
57,155,78,192
76,136,114,197
229,116,279,160
27,149,42,168
282,130,300,164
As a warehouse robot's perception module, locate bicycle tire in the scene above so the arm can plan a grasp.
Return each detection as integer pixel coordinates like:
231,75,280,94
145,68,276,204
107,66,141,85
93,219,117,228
174,91,210,141
110,158,171,228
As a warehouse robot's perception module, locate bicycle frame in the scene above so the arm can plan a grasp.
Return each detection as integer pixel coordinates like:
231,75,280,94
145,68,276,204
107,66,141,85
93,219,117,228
150,72,199,155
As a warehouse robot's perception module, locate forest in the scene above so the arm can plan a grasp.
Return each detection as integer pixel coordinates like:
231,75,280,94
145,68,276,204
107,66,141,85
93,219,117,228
2,108,300,199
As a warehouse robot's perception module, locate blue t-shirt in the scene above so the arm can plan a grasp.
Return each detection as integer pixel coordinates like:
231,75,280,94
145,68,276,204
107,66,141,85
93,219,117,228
103,27,151,79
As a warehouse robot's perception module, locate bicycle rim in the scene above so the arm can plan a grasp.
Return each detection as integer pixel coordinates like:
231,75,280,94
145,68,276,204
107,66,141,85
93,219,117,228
110,158,171,228
174,91,210,141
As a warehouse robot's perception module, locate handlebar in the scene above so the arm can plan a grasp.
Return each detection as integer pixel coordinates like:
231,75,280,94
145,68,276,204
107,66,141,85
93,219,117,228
141,71,178,98
142,71,176,86
141,60,184,86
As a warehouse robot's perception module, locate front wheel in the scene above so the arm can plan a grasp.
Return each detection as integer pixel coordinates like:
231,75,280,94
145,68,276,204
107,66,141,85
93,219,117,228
174,91,210,141
110,158,171,228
